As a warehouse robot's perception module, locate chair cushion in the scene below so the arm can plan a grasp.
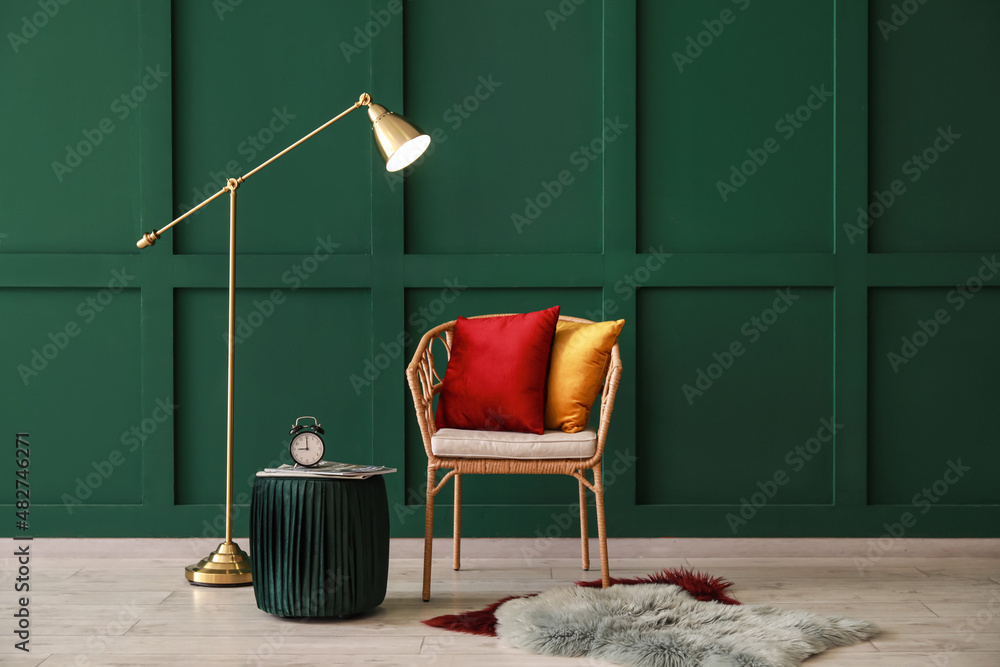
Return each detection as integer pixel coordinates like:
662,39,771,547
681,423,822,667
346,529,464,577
545,319,625,433
435,307,560,435
431,426,597,460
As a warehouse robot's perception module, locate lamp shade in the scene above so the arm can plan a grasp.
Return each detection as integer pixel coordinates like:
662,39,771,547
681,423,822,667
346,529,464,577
368,103,431,172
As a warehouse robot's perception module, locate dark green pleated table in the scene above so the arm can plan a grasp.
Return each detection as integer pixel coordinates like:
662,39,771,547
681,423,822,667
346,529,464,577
250,475,390,617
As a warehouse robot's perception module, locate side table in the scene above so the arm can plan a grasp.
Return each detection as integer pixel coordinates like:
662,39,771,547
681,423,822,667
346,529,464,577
250,474,389,617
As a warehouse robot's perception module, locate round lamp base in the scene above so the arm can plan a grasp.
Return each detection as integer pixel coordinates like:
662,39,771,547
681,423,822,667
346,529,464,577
185,541,253,586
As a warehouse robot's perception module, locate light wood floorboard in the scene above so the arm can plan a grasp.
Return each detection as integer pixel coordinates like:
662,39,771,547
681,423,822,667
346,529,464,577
0,539,996,666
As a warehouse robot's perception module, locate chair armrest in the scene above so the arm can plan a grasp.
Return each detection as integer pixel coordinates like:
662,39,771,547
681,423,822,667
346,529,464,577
406,321,456,459
592,343,623,462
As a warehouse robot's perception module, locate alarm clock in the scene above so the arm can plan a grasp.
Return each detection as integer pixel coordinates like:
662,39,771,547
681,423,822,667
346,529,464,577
288,416,325,467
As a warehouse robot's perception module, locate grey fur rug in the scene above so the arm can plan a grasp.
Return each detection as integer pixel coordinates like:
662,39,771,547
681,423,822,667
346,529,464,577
494,583,877,667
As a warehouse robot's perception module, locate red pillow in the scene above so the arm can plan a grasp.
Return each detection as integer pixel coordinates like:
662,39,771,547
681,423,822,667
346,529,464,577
435,306,560,434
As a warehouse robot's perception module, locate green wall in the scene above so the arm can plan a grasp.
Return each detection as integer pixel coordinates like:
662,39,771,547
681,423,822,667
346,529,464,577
1,0,997,538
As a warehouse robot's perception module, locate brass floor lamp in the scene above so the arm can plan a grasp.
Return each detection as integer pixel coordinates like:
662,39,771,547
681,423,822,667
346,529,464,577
137,93,430,586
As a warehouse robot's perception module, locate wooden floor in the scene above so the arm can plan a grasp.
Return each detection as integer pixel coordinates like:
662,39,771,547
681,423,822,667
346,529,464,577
1,538,998,666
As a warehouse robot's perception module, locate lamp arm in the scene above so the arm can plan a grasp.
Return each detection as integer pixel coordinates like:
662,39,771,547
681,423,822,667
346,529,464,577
137,185,228,248
239,93,368,182
136,93,371,249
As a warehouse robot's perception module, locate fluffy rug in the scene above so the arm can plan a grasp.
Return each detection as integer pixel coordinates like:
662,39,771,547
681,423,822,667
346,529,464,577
424,569,739,636
495,583,877,667
424,569,877,666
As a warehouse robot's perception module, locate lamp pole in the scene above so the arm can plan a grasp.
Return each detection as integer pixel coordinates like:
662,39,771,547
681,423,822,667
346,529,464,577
224,179,238,548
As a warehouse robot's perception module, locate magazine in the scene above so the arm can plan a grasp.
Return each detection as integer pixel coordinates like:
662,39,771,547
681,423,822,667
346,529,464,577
256,461,397,480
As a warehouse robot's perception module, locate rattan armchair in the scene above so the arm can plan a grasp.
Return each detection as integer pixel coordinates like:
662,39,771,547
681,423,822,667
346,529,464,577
406,314,622,601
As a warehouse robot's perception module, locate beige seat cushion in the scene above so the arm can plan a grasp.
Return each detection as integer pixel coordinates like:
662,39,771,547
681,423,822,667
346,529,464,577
431,426,597,460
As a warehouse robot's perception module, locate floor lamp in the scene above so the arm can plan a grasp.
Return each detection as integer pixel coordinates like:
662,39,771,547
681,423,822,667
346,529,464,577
136,93,430,586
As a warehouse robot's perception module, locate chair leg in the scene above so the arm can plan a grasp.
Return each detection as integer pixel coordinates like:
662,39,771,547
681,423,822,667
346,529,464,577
453,472,462,571
578,475,590,571
594,462,610,588
422,466,437,602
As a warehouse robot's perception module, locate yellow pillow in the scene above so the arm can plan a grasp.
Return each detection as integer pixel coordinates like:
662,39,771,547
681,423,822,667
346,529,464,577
545,319,625,433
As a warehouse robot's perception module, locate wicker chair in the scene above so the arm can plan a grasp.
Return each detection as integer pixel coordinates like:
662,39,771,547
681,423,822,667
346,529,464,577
406,314,623,601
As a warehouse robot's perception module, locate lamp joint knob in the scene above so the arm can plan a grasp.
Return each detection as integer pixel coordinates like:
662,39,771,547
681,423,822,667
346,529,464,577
137,230,160,249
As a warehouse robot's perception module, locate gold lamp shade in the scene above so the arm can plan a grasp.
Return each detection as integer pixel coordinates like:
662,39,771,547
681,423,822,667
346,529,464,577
368,103,431,172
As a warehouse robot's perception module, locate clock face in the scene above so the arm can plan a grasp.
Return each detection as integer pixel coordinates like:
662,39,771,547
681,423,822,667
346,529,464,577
290,431,324,466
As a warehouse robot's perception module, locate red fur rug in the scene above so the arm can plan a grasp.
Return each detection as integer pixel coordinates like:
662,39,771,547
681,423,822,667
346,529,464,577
422,568,740,637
